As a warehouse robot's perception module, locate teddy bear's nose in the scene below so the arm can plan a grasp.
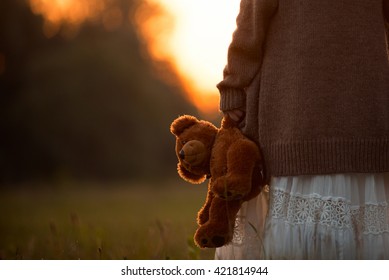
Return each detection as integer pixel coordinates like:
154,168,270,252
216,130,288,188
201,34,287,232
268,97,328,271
179,149,185,160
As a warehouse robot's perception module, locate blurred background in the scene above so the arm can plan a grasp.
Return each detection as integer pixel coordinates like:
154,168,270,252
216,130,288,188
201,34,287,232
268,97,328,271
0,0,239,259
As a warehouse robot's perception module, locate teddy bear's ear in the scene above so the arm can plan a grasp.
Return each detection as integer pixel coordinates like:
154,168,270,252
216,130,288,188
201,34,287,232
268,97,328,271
170,115,199,136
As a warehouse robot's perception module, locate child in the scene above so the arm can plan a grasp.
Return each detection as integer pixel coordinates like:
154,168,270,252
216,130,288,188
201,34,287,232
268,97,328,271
215,0,389,259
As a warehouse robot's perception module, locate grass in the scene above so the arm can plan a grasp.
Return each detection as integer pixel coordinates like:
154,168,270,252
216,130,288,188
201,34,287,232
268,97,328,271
0,179,215,260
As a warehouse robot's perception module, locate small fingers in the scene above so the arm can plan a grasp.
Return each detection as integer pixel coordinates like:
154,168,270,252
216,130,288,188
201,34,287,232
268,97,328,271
225,109,245,122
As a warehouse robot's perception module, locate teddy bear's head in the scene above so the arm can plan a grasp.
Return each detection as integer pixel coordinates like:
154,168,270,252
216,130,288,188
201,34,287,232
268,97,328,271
170,115,218,184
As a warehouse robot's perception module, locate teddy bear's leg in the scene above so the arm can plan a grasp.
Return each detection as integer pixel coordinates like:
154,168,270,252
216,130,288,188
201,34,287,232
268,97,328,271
213,139,260,200
197,188,214,225
194,197,242,248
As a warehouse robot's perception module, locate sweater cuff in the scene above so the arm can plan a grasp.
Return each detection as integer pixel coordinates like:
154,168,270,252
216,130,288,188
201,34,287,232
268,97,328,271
219,88,246,112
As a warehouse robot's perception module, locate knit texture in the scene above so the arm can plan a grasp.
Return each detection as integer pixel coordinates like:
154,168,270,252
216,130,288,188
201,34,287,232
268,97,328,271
218,0,389,178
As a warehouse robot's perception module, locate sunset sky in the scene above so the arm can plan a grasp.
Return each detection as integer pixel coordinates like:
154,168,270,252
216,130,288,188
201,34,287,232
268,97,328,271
28,0,241,115
134,0,240,114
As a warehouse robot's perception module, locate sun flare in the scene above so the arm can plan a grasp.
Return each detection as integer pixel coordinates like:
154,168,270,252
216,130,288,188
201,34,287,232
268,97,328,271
134,0,241,115
28,0,241,115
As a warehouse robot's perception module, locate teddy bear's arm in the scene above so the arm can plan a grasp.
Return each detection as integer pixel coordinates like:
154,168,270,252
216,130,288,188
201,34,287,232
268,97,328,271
197,188,214,225
212,139,260,200
194,196,242,248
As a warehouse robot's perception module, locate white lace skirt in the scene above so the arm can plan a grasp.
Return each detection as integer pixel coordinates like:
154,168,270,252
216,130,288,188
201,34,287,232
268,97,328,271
215,173,389,259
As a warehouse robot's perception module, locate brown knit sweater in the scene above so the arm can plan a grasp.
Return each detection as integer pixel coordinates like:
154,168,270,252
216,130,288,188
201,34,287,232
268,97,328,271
217,0,389,178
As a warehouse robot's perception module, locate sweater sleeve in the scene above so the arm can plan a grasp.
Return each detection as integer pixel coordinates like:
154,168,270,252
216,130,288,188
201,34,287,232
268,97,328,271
217,0,278,112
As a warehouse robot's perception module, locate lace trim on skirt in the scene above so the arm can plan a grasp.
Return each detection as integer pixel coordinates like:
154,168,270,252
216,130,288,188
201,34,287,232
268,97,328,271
215,173,389,260
270,188,389,234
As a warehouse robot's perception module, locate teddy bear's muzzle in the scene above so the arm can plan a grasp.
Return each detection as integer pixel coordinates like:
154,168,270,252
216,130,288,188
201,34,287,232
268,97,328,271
179,140,207,167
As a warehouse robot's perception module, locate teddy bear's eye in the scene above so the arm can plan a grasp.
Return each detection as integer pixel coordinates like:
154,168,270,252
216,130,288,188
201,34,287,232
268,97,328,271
181,141,187,145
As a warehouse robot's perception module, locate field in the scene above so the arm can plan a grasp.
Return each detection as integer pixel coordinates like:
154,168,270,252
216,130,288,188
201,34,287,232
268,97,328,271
0,179,215,260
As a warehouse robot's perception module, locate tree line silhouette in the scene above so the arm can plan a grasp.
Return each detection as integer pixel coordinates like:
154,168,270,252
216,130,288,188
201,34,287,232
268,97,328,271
0,0,200,184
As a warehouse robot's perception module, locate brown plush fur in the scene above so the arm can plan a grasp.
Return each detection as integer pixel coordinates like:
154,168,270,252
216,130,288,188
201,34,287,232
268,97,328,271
170,115,264,248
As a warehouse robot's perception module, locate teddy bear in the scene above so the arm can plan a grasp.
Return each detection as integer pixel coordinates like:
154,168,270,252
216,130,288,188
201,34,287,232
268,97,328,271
170,114,264,248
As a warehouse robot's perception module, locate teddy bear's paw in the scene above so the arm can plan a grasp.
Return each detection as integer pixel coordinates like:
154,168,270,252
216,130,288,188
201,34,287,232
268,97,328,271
218,190,244,201
194,232,229,248
200,235,225,248
212,176,250,201
194,224,233,248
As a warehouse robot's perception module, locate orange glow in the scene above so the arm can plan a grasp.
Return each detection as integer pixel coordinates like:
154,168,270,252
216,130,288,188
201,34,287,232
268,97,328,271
134,0,240,115
28,0,241,115
29,0,109,37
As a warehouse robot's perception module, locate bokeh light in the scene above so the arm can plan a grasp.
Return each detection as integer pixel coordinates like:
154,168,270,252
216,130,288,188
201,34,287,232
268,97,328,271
28,0,241,115
29,0,110,38
134,0,240,115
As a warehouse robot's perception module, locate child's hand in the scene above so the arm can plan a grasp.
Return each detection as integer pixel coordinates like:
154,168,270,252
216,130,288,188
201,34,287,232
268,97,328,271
224,109,245,123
